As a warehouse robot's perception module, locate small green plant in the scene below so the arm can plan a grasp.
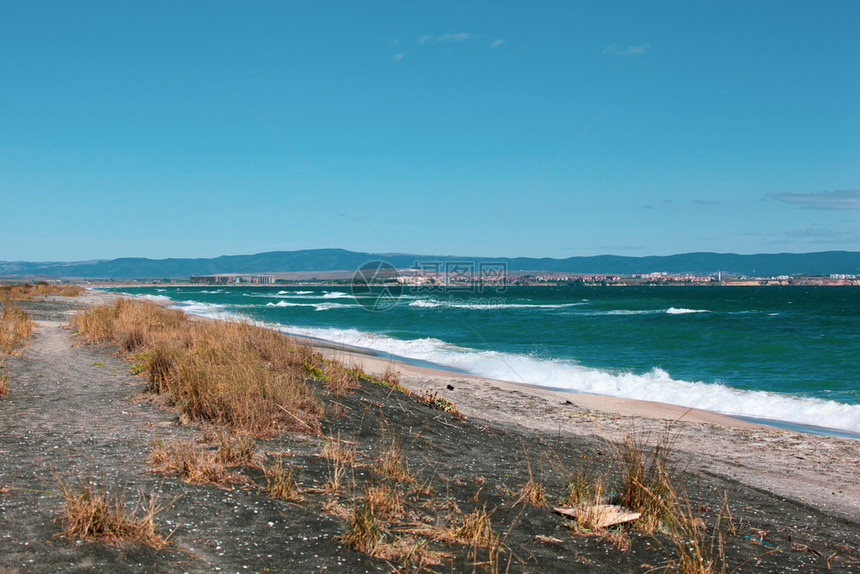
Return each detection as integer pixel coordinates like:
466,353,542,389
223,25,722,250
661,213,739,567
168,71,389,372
92,361,105,367
304,362,324,379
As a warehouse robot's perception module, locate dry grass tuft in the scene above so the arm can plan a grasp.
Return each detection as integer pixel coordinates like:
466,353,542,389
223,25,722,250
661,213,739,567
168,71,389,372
513,447,546,508
374,535,449,568
320,431,357,465
321,360,360,395
374,429,413,483
450,505,497,548
214,432,260,467
658,485,734,574
263,455,303,501
148,439,246,485
613,428,674,533
54,475,169,548
363,483,404,520
71,299,325,436
342,496,384,555
0,302,34,355
559,458,599,508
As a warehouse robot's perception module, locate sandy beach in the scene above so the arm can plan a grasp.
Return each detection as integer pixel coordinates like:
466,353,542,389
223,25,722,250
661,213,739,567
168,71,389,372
1,290,858,572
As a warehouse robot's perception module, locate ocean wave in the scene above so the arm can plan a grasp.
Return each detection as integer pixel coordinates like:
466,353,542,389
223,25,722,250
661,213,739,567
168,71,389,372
264,300,355,311
408,299,587,310
321,291,352,299
583,308,708,316
167,299,249,322
278,325,860,435
133,294,172,302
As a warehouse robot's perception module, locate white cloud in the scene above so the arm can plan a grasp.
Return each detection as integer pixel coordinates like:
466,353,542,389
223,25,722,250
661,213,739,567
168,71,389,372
767,188,860,210
418,32,479,44
604,43,650,56
490,39,504,48
437,32,478,42
391,53,405,63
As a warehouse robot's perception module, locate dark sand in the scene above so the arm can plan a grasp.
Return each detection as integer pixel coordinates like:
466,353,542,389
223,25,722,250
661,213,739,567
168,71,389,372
0,293,857,572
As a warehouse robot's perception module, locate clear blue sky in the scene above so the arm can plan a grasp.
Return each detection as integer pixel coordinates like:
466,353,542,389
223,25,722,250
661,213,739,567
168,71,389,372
2,1,858,261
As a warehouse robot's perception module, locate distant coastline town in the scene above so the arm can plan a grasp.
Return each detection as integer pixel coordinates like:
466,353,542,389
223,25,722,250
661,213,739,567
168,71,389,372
175,270,860,287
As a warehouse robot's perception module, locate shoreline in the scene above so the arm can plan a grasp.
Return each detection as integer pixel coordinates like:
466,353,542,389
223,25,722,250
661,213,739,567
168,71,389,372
287,330,769,430
106,286,859,438
298,332,860,440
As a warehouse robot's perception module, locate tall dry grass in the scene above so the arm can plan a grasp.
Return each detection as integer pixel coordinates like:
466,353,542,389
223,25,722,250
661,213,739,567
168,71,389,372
0,358,8,397
71,299,324,435
0,282,84,300
0,302,34,355
614,429,675,533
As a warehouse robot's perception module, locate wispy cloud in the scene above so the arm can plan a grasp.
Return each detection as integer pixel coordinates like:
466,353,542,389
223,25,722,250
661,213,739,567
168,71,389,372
767,188,860,210
604,43,650,56
694,199,721,205
765,226,858,245
490,39,504,48
391,52,405,63
643,199,672,209
419,32,479,44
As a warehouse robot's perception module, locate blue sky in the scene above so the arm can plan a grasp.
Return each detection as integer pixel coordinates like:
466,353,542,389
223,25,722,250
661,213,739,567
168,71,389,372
2,1,858,261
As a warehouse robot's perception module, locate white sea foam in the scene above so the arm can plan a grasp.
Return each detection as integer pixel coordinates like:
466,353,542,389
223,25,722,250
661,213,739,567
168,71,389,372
321,291,352,299
408,299,587,310
278,324,860,435
313,302,353,311
583,308,707,316
600,310,660,316
264,300,355,311
134,294,172,302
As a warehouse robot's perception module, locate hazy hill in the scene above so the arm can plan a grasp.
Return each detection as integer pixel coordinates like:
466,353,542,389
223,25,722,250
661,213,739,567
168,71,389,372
1,249,859,279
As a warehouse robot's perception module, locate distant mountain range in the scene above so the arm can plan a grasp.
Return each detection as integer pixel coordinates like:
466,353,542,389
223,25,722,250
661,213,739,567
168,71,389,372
1,249,859,279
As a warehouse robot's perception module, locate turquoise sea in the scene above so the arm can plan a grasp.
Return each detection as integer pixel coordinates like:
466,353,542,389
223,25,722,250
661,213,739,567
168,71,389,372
104,285,860,437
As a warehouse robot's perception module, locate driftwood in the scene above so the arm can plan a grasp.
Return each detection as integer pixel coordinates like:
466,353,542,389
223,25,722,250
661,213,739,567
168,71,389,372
553,505,642,529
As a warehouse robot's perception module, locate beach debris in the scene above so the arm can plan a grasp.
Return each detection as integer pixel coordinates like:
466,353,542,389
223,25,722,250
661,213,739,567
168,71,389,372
446,384,455,390
553,505,641,529
535,534,564,544
744,534,777,548
418,389,466,420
